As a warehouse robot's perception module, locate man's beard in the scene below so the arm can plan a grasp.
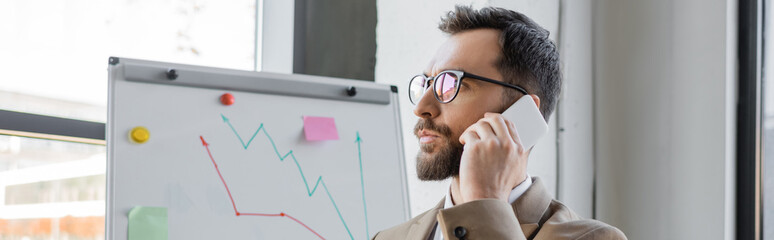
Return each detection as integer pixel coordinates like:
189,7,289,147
414,119,464,181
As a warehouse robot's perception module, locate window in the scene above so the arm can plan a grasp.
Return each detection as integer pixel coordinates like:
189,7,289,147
0,136,106,239
0,0,257,239
0,0,257,121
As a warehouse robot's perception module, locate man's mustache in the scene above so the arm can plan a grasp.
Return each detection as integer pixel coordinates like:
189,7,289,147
413,119,453,138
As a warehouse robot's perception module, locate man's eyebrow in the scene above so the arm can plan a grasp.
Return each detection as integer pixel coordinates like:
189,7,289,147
424,68,467,77
443,67,466,73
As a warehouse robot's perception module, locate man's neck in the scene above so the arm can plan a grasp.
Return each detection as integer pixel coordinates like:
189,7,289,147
450,177,462,205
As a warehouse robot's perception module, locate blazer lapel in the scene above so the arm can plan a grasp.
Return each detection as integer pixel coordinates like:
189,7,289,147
407,198,445,239
511,177,552,238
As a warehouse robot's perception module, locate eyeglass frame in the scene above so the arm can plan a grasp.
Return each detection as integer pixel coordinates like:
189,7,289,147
408,69,529,105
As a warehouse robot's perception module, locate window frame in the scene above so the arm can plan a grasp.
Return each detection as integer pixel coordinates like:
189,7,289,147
738,0,764,239
0,109,105,144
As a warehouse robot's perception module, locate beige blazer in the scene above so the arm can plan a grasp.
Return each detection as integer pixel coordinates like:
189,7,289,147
373,177,626,240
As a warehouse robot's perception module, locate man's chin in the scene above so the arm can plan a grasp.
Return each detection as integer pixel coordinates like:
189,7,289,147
415,153,458,181
416,153,435,165
417,144,442,161
419,142,437,153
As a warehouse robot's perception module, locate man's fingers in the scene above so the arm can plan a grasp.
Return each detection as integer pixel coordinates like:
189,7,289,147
470,119,497,141
459,128,480,145
481,112,525,152
481,113,512,142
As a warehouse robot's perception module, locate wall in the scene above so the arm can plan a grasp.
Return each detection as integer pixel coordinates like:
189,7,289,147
555,0,595,218
593,0,737,239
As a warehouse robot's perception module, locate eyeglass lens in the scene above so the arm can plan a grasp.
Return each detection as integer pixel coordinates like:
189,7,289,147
409,75,427,104
435,72,458,103
409,72,461,104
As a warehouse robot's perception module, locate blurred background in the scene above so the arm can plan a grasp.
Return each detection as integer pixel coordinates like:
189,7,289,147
0,0,770,239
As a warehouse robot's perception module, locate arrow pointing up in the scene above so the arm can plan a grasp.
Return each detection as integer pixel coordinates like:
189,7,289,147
199,136,209,146
355,130,369,238
221,114,230,122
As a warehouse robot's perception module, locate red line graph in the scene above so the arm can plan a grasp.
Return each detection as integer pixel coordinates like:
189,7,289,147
200,136,326,240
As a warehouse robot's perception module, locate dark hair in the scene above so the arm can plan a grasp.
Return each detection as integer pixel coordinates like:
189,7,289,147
439,5,562,121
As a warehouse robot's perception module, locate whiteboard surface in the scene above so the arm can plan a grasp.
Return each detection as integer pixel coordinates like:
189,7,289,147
107,58,409,240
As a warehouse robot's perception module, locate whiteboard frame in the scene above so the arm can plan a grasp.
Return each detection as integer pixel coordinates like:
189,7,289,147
105,57,410,239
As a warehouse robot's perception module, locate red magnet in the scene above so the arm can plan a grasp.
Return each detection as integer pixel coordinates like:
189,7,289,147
220,93,235,106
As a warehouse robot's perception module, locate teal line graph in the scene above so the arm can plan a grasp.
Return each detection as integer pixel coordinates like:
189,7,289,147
220,114,369,240
356,132,369,239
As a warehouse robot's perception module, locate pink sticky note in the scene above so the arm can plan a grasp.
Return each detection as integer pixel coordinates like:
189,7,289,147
303,116,339,141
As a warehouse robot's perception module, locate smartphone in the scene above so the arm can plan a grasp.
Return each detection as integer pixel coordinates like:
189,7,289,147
500,95,548,150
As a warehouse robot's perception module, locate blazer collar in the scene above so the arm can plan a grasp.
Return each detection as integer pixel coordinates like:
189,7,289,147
406,177,552,239
512,177,552,237
407,198,445,239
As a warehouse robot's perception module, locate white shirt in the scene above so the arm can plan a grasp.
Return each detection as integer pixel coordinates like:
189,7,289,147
430,174,532,240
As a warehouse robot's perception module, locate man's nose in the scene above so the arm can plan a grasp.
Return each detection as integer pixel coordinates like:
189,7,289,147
413,87,439,119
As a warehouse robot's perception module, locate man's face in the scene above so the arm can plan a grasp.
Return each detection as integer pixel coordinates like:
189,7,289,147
414,29,510,180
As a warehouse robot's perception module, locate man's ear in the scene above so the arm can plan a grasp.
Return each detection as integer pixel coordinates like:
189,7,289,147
530,94,541,109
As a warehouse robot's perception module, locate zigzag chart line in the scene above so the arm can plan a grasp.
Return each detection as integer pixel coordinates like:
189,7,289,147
199,114,369,240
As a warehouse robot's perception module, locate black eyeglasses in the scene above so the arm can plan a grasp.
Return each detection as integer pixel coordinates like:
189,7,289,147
408,70,528,105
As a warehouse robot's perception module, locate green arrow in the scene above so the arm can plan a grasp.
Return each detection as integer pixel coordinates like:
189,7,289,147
356,131,369,239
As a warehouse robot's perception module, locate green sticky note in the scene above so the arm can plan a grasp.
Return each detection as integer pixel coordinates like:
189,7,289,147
128,206,168,240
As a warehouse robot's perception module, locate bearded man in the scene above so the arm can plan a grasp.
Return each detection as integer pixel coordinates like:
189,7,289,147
373,6,627,240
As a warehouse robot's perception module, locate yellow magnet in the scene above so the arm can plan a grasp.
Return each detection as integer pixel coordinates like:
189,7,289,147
130,126,150,143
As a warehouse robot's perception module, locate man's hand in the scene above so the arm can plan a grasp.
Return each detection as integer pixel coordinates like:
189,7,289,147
457,112,528,204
